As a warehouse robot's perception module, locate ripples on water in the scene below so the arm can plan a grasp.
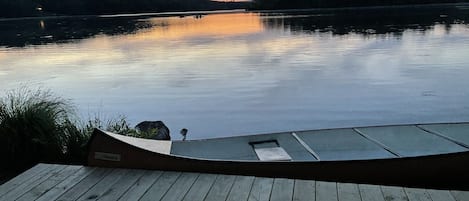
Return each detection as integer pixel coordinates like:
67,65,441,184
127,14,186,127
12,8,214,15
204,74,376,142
1,5,469,139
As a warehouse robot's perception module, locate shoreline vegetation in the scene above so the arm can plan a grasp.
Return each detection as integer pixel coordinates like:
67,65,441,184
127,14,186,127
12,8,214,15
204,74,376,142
0,87,151,183
2,0,469,18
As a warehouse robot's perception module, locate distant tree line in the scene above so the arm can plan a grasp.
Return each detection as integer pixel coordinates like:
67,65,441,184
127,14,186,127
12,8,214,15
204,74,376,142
252,0,469,10
0,0,248,18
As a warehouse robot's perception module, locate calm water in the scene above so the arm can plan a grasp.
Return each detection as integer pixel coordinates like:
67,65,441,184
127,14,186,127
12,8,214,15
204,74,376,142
1,6,469,139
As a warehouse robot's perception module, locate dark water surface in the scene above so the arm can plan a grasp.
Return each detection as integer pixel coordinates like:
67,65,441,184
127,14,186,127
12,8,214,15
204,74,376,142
1,5,469,139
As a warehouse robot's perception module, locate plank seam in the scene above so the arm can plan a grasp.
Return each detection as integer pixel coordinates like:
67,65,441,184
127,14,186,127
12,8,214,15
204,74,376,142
114,170,148,201
356,184,363,201
448,191,460,201
415,125,469,149
267,178,275,201
155,172,183,201
244,177,256,201
291,132,321,161
201,174,219,201
65,168,113,201
36,167,97,201
13,165,67,200
352,128,402,158
33,166,85,200
223,176,237,201
335,183,339,201
137,171,165,201
178,173,201,201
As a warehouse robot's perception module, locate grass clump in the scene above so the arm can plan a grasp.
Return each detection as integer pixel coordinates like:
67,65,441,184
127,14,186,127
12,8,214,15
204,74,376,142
0,87,149,174
0,87,77,169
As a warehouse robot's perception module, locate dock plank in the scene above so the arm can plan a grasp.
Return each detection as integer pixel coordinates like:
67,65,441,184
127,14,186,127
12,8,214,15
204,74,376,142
226,176,255,201
337,183,361,201
450,190,469,201
36,166,96,201
293,179,315,201
315,181,337,201
4,163,469,201
96,169,146,201
139,171,181,201
270,178,294,201
359,184,385,201
76,168,128,201
56,167,111,201
204,175,236,201
0,164,65,201
247,177,274,201
381,186,409,201
0,163,51,197
16,165,82,201
426,189,456,201
182,174,217,201
117,170,163,201
405,188,432,201
161,172,199,201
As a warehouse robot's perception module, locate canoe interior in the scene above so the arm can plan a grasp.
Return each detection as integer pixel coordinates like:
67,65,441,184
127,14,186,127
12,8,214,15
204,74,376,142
171,123,469,161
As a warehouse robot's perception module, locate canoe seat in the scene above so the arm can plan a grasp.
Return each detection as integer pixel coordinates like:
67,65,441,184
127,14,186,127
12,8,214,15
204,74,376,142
250,140,292,161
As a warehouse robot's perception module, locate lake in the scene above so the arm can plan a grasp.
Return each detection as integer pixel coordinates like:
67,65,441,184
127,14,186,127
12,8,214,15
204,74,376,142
1,5,469,139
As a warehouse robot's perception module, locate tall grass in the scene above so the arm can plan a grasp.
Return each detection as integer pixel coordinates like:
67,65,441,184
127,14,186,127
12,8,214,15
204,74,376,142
0,87,143,172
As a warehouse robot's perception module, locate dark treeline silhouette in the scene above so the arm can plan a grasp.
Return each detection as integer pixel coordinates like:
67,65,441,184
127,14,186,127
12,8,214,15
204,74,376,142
253,0,469,10
261,5,469,37
1,4,468,48
0,16,154,47
0,0,248,18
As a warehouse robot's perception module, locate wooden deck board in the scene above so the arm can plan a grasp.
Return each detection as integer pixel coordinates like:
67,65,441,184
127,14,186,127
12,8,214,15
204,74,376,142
16,165,82,201
247,177,274,201
0,163,51,197
358,184,385,201
2,164,469,201
292,179,315,201
76,168,128,201
315,181,337,201
0,164,65,201
337,183,361,201
269,178,295,201
160,172,199,201
426,189,456,201
450,190,469,201
35,166,96,201
182,173,217,201
204,175,236,201
56,168,111,201
96,169,146,201
404,188,432,201
139,171,181,201
380,186,409,201
117,170,163,201
226,176,255,201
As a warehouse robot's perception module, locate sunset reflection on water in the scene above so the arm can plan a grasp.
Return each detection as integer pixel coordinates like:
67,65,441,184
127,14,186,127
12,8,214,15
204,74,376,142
1,8,469,139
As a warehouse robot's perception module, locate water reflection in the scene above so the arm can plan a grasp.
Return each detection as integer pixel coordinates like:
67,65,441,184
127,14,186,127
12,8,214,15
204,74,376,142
1,6,468,48
1,6,469,139
261,6,469,37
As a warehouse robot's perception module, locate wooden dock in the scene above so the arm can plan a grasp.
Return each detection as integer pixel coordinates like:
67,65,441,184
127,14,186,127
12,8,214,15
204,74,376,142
1,163,469,201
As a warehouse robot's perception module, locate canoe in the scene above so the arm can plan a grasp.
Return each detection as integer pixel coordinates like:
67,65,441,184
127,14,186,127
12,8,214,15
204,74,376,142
87,122,469,189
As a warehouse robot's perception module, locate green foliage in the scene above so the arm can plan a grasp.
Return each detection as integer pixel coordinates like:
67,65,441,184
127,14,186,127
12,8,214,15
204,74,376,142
0,87,151,171
0,87,74,169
